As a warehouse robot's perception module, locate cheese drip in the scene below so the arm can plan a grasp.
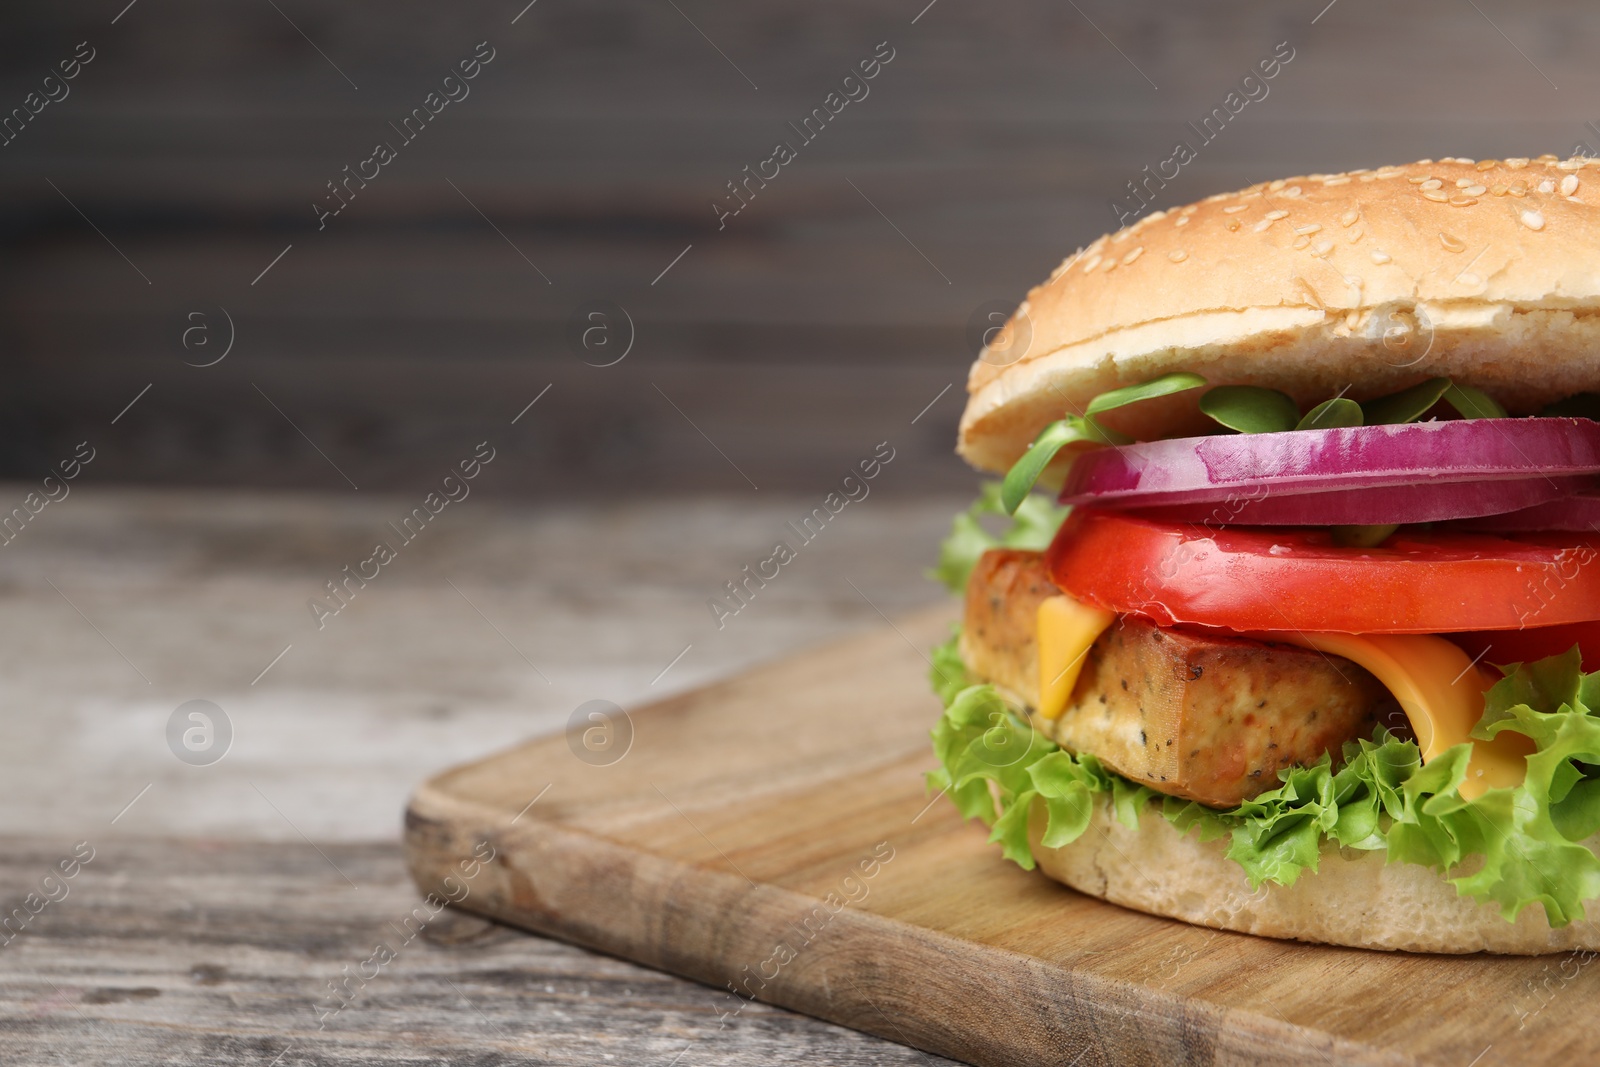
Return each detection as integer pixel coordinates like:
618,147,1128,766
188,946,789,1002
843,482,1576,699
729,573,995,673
1033,597,1529,799
1248,630,1530,801
1036,594,1116,721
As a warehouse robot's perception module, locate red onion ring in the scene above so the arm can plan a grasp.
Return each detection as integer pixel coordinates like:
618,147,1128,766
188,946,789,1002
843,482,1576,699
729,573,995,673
1060,418,1600,525
1457,491,1600,533
1128,476,1593,527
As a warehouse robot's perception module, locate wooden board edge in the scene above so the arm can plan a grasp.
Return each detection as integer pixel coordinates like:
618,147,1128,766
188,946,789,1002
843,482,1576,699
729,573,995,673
402,790,1414,1067
405,605,956,815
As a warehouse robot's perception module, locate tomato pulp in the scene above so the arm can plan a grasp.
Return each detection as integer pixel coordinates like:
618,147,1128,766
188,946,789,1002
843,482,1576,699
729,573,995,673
1045,509,1600,635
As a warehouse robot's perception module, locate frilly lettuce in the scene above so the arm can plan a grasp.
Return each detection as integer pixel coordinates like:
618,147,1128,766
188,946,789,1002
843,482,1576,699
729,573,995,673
927,637,1600,927
926,482,1069,596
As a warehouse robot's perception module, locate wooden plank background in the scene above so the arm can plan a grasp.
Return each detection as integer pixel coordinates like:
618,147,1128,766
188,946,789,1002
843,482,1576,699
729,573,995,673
3,0,1599,494
0,836,958,1065
0,488,966,1063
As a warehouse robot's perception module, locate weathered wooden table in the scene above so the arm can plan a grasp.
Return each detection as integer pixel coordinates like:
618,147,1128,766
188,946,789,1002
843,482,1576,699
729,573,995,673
0,485,965,1065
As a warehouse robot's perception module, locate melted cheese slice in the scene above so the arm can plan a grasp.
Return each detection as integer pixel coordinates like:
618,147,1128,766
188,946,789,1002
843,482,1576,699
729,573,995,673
1033,595,1530,797
1252,630,1531,801
1036,594,1116,721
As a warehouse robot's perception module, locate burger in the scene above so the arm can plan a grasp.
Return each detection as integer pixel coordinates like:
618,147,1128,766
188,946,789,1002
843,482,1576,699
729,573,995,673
928,155,1600,954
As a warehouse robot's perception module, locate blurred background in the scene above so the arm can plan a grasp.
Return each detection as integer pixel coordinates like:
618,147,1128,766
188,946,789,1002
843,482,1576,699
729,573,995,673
4,3,1600,1060
4,0,1597,497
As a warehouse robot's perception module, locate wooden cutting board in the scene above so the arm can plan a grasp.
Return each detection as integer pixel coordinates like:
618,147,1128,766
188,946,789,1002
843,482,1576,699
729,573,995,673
404,610,1600,1067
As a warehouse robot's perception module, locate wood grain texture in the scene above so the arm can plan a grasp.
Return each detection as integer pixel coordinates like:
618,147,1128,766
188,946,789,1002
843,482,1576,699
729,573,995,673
0,486,972,1064
4,0,1598,492
406,610,1600,1067
0,837,952,1065
0,485,960,844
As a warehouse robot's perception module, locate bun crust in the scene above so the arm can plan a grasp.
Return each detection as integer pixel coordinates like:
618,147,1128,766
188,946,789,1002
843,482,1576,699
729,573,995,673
960,156,1600,477
1030,798,1600,955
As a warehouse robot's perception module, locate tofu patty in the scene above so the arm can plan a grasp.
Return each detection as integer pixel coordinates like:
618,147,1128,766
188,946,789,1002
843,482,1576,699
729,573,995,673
962,549,1391,808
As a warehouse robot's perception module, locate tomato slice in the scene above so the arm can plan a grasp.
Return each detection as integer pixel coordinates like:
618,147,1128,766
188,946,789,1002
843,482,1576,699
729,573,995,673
1447,621,1600,673
1045,509,1600,634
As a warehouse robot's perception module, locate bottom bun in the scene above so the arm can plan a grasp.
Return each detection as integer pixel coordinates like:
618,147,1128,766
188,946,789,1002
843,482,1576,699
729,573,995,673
1028,798,1600,954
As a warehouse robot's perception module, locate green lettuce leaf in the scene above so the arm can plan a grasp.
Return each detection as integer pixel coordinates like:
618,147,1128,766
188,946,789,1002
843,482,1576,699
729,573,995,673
999,372,1207,513
1000,418,1114,516
927,482,1069,596
926,631,1600,927
1444,381,1508,420
1199,385,1299,434
1362,377,1452,425
928,625,972,706
1297,396,1363,431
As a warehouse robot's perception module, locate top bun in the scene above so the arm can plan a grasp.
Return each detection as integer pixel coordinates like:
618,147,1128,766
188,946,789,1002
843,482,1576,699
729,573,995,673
958,156,1600,477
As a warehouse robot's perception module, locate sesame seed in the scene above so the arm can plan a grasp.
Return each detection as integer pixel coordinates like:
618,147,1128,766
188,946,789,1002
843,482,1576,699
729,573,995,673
1537,154,1560,163
1253,219,1274,233
1509,182,1528,197
1282,185,1303,197
1465,184,1487,196
1455,178,1473,188
1371,250,1392,264
1562,174,1580,196
1269,179,1287,191
1458,272,1482,287
1557,158,1585,171
1490,184,1509,197
1422,189,1450,202
1323,176,1352,186
1312,239,1334,257
1477,159,1500,171
1506,158,1530,169
1340,210,1360,227
1174,216,1190,227
1539,179,1556,194
1292,235,1311,250
1521,209,1546,231
1123,246,1144,265
1294,223,1322,235
1439,232,1466,252
1407,176,1430,185
1449,196,1478,207
1224,204,1249,214
1226,218,1241,232
1082,255,1102,273
1168,249,1188,262
1101,256,1118,271
1420,178,1443,190
1349,227,1364,242
1265,209,1290,220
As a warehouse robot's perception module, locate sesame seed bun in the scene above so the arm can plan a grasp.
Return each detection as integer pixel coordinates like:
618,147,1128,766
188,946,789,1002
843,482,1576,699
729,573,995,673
1029,797,1600,954
958,156,1600,478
